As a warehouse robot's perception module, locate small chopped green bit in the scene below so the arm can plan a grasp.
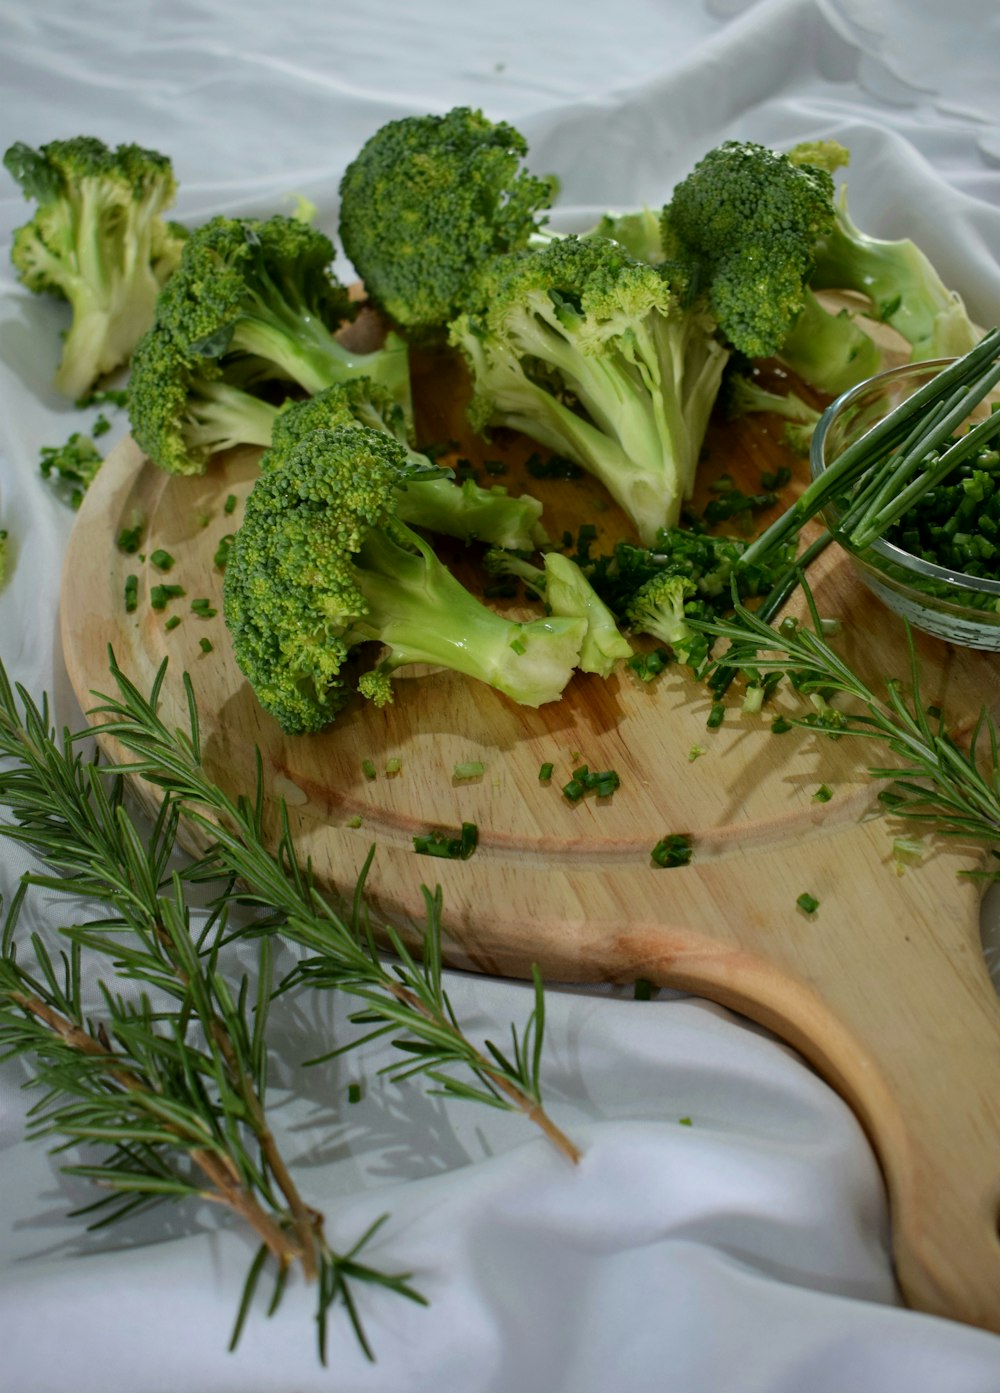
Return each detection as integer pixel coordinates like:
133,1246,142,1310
770,716,792,735
346,815,363,830
628,647,672,682
562,764,620,802
347,1082,363,1104
509,637,527,656
149,583,185,611
796,892,820,915
633,978,653,1001
191,597,217,618
124,574,139,613
149,548,175,572
452,760,485,782
164,615,181,631
651,833,693,869
385,757,402,777
538,761,554,783
678,1116,693,1127
812,784,833,803
91,413,112,438
213,533,235,570
361,759,377,781
706,702,726,730
688,744,708,762
198,637,213,654
413,822,478,860
75,387,128,410
39,432,103,508
117,522,144,553
224,493,238,515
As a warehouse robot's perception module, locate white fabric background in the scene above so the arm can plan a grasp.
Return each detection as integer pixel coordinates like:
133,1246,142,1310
1,1,1000,1389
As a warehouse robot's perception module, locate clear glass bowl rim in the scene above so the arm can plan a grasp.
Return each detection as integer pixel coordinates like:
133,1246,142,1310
809,356,1000,601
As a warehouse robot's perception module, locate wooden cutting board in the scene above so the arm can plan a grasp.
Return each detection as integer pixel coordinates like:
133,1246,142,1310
61,328,1000,1337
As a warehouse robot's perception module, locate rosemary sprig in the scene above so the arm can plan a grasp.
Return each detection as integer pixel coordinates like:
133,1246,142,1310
697,586,1000,864
82,652,582,1166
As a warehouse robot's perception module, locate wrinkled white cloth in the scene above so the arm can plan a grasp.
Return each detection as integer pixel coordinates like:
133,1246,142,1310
2,2,1000,1389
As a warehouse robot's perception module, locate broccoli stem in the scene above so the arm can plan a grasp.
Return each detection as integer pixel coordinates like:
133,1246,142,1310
394,473,546,550
350,524,585,706
184,381,281,453
776,289,883,397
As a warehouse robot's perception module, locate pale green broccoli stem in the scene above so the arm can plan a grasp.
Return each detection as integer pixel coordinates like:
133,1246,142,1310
349,525,586,707
184,381,281,453
809,194,979,361
396,473,547,550
776,289,882,397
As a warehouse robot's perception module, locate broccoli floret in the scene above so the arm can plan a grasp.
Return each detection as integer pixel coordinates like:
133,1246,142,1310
624,572,705,670
483,548,633,677
338,106,555,342
721,364,821,456
128,324,282,475
4,136,186,399
150,213,412,413
262,380,547,550
222,425,586,733
660,139,882,395
449,235,730,546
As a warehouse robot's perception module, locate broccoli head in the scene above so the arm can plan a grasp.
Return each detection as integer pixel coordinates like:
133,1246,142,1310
660,139,882,395
449,234,730,545
4,135,187,398
150,213,412,412
338,106,555,341
262,380,547,550
222,424,586,733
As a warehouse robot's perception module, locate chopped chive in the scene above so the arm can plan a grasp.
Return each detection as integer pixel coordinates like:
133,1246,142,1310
361,759,377,781
812,784,833,803
117,522,144,553
678,1116,693,1127
385,757,402,777
706,702,725,730
198,636,213,654
413,822,478,860
149,548,174,571
688,744,708,762
164,615,181,631
191,597,217,618
633,978,653,1001
562,778,585,803
347,1082,363,1104
452,760,485,782
538,761,554,783
149,583,185,610
770,715,792,734
224,493,238,515
213,533,235,570
651,833,693,869
124,574,138,613
509,637,527,656
796,892,820,915
346,815,363,830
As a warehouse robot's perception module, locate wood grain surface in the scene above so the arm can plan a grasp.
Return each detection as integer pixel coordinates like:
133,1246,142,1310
61,326,1000,1335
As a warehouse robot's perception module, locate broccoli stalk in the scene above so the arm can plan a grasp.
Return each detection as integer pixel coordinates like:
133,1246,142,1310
4,136,187,399
482,548,633,677
449,236,730,546
223,425,586,733
721,362,823,455
339,106,554,342
151,213,411,416
263,381,548,550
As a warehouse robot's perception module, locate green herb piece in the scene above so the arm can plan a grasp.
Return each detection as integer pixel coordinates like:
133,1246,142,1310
116,521,144,553
413,822,479,860
706,702,725,730
123,574,138,613
538,761,554,783
149,583,185,611
198,637,213,654
347,1082,363,1105
75,387,129,410
346,815,362,830
164,615,181,631
770,715,792,734
561,764,620,803
149,548,174,571
812,784,833,803
452,760,485,782
361,758,377,781
651,833,693,868
213,533,235,570
627,646,672,682
633,978,653,1001
385,757,402,777
91,412,112,438
678,1116,693,1127
797,892,820,914
509,637,527,656
38,432,103,508
688,744,708,762
191,597,217,619
224,493,238,515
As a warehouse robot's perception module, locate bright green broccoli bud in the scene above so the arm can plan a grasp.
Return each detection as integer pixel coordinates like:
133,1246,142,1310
624,572,705,669
483,548,632,678
450,235,729,546
151,213,412,416
4,136,186,398
222,424,585,733
264,380,547,550
338,106,555,341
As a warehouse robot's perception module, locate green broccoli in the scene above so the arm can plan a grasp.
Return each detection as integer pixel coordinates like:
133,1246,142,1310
261,380,547,550
449,235,730,546
720,363,821,456
800,151,979,360
222,424,586,733
147,212,411,411
3,136,186,399
338,106,555,341
482,548,633,677
624,572,705,670
128,324,283,475
660,139,881,396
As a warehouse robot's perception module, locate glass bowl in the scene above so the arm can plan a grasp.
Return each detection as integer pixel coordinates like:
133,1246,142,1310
809,358,1000,651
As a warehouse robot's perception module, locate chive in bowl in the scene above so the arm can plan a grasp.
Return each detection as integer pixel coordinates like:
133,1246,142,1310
809,357,1000,651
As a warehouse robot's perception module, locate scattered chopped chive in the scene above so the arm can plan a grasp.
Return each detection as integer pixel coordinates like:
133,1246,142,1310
191,597,217,618
742,685,765,715
796,892,820,915
819,617,842,635
117,522,144,553
770,715,792,735
91,413,112,438
413,822,478,860
688,744,708,762
927,704,942,720
149,548,175,571
538,761,554,783
651,833,693,869
812,784,833,803
198,636,213,654
633,978,653,1001
361,759,377,781
124,574,138,613
213,533,235,570
562,778,585,803
678,1116,693,1127
75,387,128,410
560,764,620,802
385,757,402,777
164,615,181,631
346,815,363,830
483,458,507,476
347,1082,363,1104
760,465,791,490
224,493,238,515
452,760,485,782
149,583,185,611
706,702,725,730
509,637,527,656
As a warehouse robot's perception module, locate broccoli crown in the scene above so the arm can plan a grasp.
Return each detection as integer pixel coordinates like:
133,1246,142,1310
4,135,186,397
128,323,280,475
660,139,836,359
223,425,584,732
263,378,408,468
450,234,729,544
338,106,554,340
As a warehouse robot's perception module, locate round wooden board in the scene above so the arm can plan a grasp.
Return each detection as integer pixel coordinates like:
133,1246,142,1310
62,343,1000,1335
